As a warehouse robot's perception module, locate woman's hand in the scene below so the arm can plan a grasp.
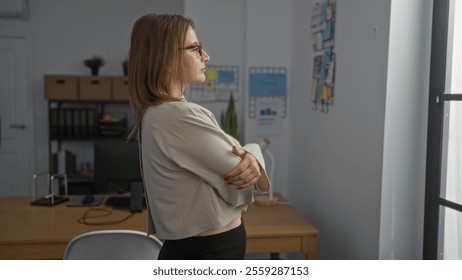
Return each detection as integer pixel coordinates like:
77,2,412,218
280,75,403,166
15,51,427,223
224,146,262,189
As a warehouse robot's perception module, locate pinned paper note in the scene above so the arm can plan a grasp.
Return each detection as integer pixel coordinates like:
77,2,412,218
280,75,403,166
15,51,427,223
187,65,239,102
311,0,336,112
206,70,218,81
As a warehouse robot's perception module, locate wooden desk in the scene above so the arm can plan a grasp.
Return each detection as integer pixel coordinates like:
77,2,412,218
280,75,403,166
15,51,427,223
0,193,318,259
243,194,318,259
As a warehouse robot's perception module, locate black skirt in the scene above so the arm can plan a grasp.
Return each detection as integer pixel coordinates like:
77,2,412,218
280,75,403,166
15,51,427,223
158,222,246,260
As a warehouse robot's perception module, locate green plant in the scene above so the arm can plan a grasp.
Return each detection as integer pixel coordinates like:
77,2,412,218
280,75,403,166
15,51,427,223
223,92,238,139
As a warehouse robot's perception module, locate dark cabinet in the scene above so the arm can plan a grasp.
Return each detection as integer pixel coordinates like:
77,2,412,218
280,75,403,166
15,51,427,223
44,75,131,194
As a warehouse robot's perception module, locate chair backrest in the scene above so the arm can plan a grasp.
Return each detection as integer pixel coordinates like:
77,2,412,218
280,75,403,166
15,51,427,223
63,230,162,260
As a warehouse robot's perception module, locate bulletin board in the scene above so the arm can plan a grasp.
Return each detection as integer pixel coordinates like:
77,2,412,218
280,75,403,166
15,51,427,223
188,65,239,102
311,0,336,113
248,67,287,136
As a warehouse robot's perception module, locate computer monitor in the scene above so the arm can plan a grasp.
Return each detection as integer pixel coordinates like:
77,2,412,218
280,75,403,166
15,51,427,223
94,140,142,194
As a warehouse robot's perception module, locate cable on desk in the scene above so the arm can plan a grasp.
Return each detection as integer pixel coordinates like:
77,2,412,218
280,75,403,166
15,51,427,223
77,207,135,226
277,201,292,205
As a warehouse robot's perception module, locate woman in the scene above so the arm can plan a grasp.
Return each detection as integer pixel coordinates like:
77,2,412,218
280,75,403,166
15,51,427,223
127,14,270,260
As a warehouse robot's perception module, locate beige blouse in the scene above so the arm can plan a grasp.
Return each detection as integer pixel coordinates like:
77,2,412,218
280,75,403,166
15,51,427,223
140,98,270,240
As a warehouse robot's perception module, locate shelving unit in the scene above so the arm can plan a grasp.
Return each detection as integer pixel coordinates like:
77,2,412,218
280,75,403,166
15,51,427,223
44,75,131,194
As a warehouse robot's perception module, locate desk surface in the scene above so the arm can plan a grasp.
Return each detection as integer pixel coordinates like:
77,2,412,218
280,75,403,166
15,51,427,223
0,193,318,259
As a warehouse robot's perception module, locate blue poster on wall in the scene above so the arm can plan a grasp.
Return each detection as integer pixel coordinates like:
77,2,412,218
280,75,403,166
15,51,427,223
249,73,287,97
248,67,287,136
187,65,239,102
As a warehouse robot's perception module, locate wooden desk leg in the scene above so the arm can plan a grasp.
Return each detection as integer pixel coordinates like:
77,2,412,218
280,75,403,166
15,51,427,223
302,236,317,260
270,253,280,260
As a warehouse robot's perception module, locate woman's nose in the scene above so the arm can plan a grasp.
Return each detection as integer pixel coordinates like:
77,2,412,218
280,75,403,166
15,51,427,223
202,50,210,62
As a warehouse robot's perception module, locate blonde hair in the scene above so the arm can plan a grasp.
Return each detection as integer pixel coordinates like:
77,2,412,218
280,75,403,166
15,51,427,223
127,14,195,140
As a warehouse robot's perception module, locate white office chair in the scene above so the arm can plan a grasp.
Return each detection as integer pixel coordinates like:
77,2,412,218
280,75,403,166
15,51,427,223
63,230,163,260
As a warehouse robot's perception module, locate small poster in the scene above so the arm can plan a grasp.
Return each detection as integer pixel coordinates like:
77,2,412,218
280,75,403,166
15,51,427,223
187,65,239,102
311,0,336,112
248,67,287,136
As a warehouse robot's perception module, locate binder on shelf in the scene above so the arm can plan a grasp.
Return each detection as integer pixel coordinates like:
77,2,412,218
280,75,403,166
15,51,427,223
49,109,59,139
80,108,88,137
65,109,73,137
57,150,66,175
57,150,75,175
50,106,130,140
87,109,96,137
58,109,66,138
73,109,80,137
51,153,58,174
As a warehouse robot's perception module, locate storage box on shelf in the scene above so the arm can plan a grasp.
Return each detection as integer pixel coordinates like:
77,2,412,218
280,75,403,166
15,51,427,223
112,76,129,101
79,76,112,101
44,75,78,100
44,75,129,101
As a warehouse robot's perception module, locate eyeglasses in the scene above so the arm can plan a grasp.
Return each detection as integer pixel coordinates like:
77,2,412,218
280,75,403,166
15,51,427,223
182,42,203,57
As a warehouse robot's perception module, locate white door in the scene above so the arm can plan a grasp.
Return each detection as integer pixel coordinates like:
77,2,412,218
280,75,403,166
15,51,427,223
0,36,33,196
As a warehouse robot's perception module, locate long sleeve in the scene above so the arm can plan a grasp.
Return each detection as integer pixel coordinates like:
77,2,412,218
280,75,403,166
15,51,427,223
141,101,271,239
240,143,270,193
161,104,270,206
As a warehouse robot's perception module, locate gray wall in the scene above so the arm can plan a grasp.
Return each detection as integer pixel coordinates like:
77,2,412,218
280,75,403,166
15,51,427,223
289,0,391,259
288,0,432,259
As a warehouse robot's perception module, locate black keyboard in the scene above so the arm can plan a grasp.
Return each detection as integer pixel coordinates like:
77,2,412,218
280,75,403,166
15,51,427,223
105,196,146,208
105,196,130,207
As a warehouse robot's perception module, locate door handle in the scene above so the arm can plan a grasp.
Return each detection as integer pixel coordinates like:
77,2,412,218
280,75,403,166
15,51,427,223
9,124,26,129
